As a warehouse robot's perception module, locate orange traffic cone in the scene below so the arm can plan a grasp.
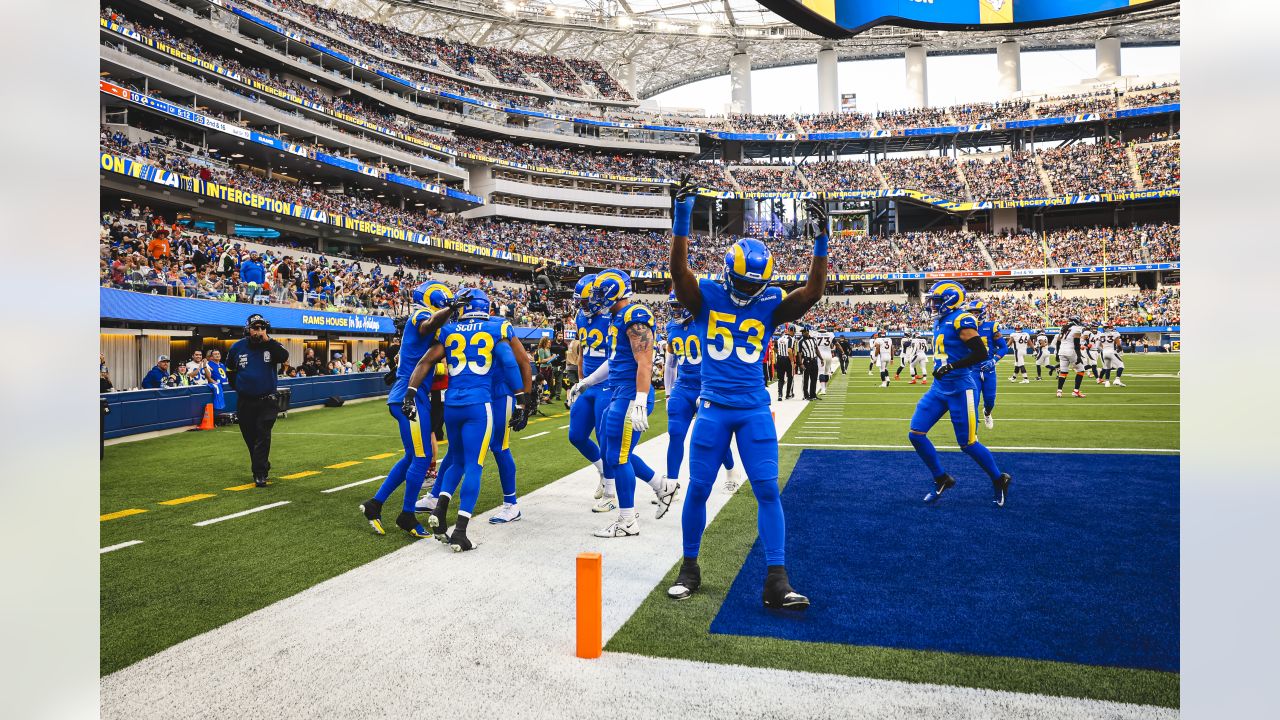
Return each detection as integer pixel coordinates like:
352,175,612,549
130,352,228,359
198,403,215,430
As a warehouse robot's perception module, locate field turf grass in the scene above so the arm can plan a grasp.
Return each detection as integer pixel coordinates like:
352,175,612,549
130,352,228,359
100,395,668,676
607,354,1179,707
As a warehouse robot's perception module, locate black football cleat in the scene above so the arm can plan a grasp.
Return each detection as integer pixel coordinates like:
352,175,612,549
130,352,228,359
923,473,956,503
395,510,430,538
448,516,475,552
360,498,385,535
254,475,268,488
667,557,702,600
429,495,451,542
762,566,809,611
992,473,1012,508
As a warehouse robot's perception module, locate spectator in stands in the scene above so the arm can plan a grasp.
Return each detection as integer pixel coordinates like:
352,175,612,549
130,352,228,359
100,353,113,393
141,355,170,389
239,251,266,298
299,348,322,377
147,227,171,261
185,351,211,385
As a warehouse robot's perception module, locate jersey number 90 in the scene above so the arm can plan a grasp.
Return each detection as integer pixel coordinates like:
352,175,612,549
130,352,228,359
669,335,703,366
707,311,766,363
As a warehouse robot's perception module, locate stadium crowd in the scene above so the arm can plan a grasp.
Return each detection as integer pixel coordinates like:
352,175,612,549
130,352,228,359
1039,141,1135,195
802,160,883,193
730,165,808,192
962,152,1046,200
877,157,967,198
1136,142,1181,189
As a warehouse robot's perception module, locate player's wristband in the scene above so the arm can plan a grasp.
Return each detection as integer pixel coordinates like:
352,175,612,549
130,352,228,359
672,195,695,236
812,232,829,258
404,386,417,402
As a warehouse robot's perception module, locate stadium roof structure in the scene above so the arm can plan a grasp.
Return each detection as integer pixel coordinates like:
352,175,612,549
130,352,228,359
319,0,1180,99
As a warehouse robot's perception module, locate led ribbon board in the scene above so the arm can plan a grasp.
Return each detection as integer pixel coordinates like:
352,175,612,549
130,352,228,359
760,0,1174,38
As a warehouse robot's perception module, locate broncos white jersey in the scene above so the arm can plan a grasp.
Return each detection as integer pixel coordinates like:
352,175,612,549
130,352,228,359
873,337,893,359
1060,325,1083,355
1009,331,1031,353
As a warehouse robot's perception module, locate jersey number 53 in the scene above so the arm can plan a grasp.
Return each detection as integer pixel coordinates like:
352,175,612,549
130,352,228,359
707,311,766,363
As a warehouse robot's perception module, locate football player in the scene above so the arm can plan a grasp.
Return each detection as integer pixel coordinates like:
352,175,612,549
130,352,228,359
564,273,619,510
966,300,1007,429
1056,317,1088,398
666,179,827,610
912,282,1013,507
1007,323,1031,384
1035,330,1053,380
403,289,528,552
484,311,535,524
575,270,679,538
873,330,894,387
665,292,743,493
360,281,456,538
1099,324,1127,387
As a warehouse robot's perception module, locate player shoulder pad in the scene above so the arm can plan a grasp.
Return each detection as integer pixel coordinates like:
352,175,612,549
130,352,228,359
496,319,514,340
762,286,786,303
952,312,978,330
409,308,431,327
622,303,653,327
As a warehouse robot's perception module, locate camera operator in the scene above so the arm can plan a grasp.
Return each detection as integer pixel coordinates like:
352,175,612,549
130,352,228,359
549,335,567,401
532,261,552,291
226,314,289,488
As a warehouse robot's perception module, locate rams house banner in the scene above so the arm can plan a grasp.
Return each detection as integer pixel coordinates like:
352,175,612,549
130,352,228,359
760,0,1175,38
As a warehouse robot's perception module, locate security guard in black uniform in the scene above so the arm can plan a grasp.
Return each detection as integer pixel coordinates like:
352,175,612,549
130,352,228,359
226,314,289,487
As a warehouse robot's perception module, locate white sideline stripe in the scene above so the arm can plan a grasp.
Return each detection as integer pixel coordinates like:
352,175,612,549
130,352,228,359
520,431,550,440
100,540,143,554
270,432,401,438
780,442,1179,453
832,401,1179,407
558,424,569,429
321,476,386,494
193,501,290,527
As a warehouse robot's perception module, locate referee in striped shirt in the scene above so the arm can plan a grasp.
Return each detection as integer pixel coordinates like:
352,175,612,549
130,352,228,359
774,327,797,401
798,328,821,400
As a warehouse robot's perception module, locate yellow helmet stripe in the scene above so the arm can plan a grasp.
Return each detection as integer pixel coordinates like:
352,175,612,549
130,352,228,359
732,244,747,275
762,252,774,280
934,282,965,305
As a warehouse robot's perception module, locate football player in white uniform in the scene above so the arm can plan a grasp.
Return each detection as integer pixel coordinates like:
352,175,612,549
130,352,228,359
872,331,894,387
1098,324,1127,387
1035,331,1054,380
1007,323,1032,384
1082,326,1100,381
1056,318,1088,398
895,331,932,385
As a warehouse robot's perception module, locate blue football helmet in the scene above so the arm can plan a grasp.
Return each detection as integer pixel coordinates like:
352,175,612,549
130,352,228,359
667,290,691,322
926,280,966,317
722,238,774,306
574,273,597,313
965,299,987,319
411,280,453,312
457,287,491,319
590,269,631,314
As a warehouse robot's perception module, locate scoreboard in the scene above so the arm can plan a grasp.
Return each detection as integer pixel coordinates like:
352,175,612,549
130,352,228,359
760,0,1173,38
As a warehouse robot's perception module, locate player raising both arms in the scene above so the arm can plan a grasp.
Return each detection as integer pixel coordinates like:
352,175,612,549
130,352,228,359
911,282,1012,508
667,176,827,610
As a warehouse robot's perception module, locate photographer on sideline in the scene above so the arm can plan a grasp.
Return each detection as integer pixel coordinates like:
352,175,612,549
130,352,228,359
226,314,289,488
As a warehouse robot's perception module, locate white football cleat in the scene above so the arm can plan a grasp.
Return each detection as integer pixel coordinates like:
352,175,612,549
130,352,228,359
593,464,605,500
1104,380,1111,388
654,479,681,520
414,494,437,512
1008,376,1017,383
593,515,639,538
984,413,994,430
1113,379,1126,387
1019,379,1029,384
723,466,743,494
1056,389,1063,398
488,502,522,524
881,380,889,388
591,497,617,514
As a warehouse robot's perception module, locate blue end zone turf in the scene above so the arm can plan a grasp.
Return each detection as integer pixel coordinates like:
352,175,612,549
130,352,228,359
709,450,1179,672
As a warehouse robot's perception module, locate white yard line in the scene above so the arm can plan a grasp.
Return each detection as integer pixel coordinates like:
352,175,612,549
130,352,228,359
100,540,143,554
521,431,551,440
320,476,386,494
800,417,1177,424
192,502,290,527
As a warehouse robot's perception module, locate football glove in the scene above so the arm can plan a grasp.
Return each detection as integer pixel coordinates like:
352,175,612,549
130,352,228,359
980,359,996,374
670,173,697,236
400,387,418,422
933,363,955,379
628,392,650,432
448,287,474,311
670,173,697,203
803,198,830,238
509,392,530,431
566,381,585,408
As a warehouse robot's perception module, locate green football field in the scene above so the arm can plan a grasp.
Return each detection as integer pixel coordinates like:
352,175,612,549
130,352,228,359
102,353,1179,704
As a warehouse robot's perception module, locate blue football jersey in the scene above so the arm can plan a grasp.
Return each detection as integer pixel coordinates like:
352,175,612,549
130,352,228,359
666,318,704,391
605,302,655,395
390,305,437,402
932,308,981,388
488,316,518,398
694,278,784,408
576,309,611,380
977,320,999,354
438,317,520,406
